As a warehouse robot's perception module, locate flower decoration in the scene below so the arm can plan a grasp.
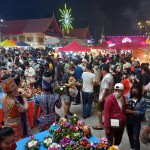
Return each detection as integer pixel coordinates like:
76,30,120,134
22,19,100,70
109,145,120,150
54,86,67,95
60,136,74,148
98,137,108,149
49,123,60,134
43,136,53,148
82,125,91,138
25,136,40,150
77,120,85,130
48,143,61,150
69,114,78,126
53,129,63,143
78,137,90,148
71,130,82,141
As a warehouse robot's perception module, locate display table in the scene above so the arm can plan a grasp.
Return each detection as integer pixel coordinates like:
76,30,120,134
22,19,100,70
0,91,40,128
16,130,99,150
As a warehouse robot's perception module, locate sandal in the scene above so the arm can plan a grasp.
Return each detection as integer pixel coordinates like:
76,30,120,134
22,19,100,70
92,125,104,130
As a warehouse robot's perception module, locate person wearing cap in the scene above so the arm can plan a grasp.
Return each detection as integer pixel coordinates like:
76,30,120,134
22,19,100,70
33,71,62,131
1,74,28,141
104,83,126,146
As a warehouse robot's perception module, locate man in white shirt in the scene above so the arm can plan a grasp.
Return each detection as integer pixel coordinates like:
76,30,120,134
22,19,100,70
93,64,114,130
81,64,95,119
24,61,36,85
123,58,131,70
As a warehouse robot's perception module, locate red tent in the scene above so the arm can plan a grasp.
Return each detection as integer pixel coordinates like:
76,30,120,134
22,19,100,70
92,41,108,49
109,42,148,50
59,41,90,52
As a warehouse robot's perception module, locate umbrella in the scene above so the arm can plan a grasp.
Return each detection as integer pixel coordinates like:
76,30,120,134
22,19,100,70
0,39,17,46
109,42,148,50
59,41,90,52
16,41,30,46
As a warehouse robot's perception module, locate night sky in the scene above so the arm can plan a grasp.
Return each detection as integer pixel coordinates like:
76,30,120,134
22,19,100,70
0,0,150,39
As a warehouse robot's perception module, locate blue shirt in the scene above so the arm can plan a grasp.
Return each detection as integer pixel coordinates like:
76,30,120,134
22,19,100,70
75,65,83,82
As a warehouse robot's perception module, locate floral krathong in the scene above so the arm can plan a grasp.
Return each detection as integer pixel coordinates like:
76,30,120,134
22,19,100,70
25,115,115,150
53,86,67,95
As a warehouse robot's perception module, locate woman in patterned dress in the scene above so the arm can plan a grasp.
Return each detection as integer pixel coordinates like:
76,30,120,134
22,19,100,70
33,71,62,131
10,72,32,138
1,74,28,141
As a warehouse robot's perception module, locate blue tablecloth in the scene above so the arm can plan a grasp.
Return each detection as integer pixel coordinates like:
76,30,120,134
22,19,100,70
16,130,99,150
0,91,2,109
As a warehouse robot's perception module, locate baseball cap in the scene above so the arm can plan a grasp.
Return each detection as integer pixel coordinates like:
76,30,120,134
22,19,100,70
114,83,124,90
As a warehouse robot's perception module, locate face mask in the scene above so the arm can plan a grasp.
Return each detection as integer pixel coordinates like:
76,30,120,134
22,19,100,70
95,66,98,69
132,93,138,97
130,75,135,80
114,92,122,98
109,69,113,73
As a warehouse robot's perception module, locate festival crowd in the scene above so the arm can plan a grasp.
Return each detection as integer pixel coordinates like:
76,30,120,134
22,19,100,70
0,47,150,150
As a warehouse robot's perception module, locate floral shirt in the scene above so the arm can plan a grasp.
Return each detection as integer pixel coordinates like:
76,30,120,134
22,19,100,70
34,93,61,115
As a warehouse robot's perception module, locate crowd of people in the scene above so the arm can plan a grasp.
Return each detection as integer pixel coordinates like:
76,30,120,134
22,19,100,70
0,47,150,150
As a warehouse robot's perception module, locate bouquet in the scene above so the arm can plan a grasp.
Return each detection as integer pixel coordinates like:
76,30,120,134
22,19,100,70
48,143,61,150
54,86,67,95
82,125,91,138
25,136,40,150
49,123,60,134
77,120,85,130
43,136,53,148
60,136,74,148
69,114,78,126
52,129,63,143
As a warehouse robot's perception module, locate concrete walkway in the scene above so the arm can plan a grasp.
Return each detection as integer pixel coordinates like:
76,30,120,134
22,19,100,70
55,101,149,150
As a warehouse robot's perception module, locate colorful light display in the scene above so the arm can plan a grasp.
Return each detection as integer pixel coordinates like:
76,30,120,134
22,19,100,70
59,3,73,34
137,21,150,35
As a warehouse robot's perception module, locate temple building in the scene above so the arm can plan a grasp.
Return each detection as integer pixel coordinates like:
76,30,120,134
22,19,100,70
0,15,62,47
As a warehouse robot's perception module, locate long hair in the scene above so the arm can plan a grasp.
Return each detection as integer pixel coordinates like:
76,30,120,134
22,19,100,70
130,83,142,101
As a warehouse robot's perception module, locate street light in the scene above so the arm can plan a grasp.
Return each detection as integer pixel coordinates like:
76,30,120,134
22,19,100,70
0,19,4,42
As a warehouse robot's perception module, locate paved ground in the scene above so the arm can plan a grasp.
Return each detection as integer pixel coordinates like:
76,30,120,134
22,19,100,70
54,101,149,150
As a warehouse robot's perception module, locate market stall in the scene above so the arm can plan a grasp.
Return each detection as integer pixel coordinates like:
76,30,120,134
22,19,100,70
59,41,90,52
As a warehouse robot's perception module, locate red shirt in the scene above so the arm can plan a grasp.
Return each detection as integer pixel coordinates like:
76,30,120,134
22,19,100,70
104,94,127,132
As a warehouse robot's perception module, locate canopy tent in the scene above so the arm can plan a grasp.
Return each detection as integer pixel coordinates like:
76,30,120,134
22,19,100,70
16,41,30,46
58,41,90,52
10,39,16,44
0,39,17,46
44,36,60,46
59,36,87,46
91,41,109,49
109,42,148,50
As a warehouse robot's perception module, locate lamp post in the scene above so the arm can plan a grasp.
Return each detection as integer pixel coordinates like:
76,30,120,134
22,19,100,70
0,19,4,42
